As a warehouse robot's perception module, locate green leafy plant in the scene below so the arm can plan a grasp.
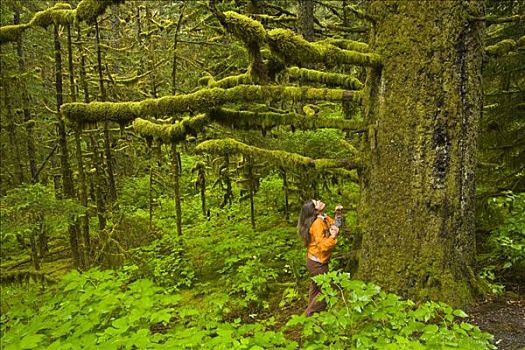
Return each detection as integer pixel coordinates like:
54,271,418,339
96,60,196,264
286,271,495,350
1,269,180,349
128,234,195,290
478,191,525,291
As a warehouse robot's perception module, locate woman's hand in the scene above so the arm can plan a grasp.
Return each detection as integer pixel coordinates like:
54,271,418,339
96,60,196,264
329,224,339,239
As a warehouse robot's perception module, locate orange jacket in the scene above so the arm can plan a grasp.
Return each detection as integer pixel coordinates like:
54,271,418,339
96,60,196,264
307,215,337,264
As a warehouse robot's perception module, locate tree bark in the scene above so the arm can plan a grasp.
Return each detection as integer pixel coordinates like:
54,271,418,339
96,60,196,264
95,19,118,204
355,0,484,306
297,0,315,42
54,24,82,269
2,88,24,186
67,22,90,267
171,143,183,236
14,8,37,183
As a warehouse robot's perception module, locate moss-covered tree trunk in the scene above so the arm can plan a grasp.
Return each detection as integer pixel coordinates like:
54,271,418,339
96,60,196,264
355,1,484,306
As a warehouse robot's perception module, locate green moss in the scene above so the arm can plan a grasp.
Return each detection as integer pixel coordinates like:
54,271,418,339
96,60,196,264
285,67,364,89
267,28,320,64
267,28,381,67
196,138,358,178
223,11,266,45
30,3,76,28
209,107,364,131
209,73,252,88
133,115,209,143
62,85,360,124
0,24,30,45
76,0,124,24
198,74,214,87
486,38,516,56
63,101,141,126
320,38,370,53
517,35,525,48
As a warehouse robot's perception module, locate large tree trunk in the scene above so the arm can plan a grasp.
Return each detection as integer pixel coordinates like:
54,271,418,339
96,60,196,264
355,1,484,307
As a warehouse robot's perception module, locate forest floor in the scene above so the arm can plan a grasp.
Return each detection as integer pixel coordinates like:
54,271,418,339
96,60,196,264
467,284,525,350
3,254,524,349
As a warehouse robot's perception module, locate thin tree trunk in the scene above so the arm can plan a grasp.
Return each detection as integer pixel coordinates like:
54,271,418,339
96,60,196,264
38,216,49,258
200,170,206,217
3,88,24,185
148,141,154,232
171,4,185,95
77,24,90,104
78,23,106,232
94,20,118,204
68,22,90,266
90,134,107,230
297,0,315,42
281,168,289,221
14,8,37,182
171,143,182,236
54,24,81,269
30,229,40,271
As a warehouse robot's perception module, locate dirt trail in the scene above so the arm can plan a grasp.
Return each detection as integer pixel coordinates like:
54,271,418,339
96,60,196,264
467,294,525,350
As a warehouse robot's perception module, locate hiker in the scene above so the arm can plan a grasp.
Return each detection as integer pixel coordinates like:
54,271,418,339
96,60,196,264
297,199,340,316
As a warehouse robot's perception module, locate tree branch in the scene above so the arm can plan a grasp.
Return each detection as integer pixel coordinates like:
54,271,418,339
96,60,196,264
62,85,362,125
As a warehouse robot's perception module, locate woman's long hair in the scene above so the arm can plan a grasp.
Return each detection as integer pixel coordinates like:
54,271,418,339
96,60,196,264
297,200,317,247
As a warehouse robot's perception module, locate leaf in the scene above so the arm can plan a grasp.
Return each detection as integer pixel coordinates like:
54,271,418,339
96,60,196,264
112,317,130,331
19,334,45,349
150,309,172,323
453,309,468,318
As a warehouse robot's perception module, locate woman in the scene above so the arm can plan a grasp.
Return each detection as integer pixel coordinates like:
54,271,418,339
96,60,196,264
297,199,339,316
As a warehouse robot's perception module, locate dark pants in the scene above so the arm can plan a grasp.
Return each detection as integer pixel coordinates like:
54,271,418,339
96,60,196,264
305,257,329,316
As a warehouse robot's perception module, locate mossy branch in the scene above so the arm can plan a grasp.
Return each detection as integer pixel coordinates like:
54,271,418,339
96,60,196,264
76,0,125,24
284,67,363,89
208,73,252,88
132,115,208,143
0,24,30,45
196,138,360,179
210,108,364,131
63,85,361,124
470,14,525,25
343,5,378,23
319,38,370,53
486,37,524,57
221,11,266,46
30,3,76,28
0,0,124,45
267,28,381,67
